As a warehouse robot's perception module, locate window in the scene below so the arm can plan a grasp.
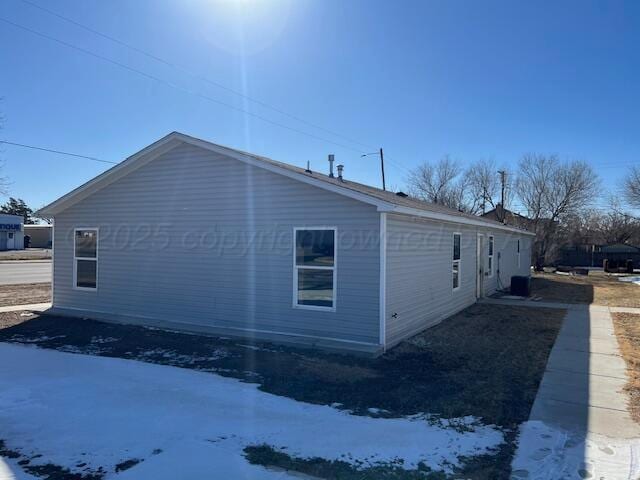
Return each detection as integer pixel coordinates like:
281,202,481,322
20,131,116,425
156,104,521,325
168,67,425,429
517,239,521,268
294,228,336,310
488,235,494,277
74,229,98,290
452,233,461,290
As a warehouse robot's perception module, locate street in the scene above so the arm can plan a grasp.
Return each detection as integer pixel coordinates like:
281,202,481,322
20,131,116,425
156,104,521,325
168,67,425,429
0,261,52,285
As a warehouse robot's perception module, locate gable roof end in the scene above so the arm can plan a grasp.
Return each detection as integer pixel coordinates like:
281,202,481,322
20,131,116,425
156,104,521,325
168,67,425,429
38,132,534,236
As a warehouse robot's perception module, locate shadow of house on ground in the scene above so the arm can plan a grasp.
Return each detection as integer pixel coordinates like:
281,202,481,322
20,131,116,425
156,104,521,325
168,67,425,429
531,275,595,304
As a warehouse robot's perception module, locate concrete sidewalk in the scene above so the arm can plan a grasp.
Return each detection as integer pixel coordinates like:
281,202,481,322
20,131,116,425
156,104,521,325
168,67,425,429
510,303,640,479
0,303,51,313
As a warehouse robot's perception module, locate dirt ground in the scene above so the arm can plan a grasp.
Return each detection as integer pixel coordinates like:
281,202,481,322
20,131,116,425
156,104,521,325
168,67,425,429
612,312,640,424
0,283,51,307
0,303,564,479
0,249,51,261
532,271,640,307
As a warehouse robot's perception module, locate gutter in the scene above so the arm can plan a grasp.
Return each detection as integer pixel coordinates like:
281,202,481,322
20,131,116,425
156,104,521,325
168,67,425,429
380,205,536,237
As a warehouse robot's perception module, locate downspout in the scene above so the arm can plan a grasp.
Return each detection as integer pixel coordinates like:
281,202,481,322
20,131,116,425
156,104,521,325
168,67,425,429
379,212,387,352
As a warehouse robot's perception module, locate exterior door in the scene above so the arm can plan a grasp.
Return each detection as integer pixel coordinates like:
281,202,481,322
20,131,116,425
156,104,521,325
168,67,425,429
7,232,14,250
476,234,484,298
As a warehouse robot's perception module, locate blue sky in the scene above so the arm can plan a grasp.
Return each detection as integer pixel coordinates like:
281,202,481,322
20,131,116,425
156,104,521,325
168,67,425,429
1,0,638,212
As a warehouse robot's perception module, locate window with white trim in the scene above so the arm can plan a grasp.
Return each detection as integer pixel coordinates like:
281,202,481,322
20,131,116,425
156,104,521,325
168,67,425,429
517,239,521,268
74,229,98,289
488,235,494,277
453,233,461,290
294,228,336,310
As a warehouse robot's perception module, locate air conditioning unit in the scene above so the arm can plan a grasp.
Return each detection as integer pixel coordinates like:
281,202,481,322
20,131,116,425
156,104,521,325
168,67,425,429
511,276,531,297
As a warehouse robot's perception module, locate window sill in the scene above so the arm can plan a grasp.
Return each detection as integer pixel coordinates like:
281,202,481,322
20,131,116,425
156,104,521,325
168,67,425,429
293,303,336,313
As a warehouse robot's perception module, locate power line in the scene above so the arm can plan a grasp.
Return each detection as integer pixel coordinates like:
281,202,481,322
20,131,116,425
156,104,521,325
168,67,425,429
0,140,117,164
19,0,377,152
6,8,415,176
0,16,366,156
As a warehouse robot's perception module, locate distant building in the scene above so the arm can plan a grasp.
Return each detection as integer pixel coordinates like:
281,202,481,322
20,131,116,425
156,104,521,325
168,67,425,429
0,214,24,251
481,204,535,230
24,224,53,248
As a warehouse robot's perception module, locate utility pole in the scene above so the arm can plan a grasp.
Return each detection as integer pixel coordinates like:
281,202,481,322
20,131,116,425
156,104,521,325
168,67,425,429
361,149,387,191
498,170,507,223
379,148,386,191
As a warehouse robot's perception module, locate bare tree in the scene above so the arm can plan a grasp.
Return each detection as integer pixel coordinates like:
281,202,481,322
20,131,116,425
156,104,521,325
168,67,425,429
515,154,600,265
406,156,511,215
406,155,462,208
466,158,500,215
624,166,640,209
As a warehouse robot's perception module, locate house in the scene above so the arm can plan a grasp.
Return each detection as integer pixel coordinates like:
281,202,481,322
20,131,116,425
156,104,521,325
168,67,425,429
481,204,535,230
38,132,534,354
0,214,24,251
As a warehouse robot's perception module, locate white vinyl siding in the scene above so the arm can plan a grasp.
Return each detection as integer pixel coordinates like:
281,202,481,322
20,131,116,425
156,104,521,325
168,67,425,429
52,143,380,348
384,214,532,348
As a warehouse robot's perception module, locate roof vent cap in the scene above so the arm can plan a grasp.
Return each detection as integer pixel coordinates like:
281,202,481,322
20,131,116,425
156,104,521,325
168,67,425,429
396,191,408,197
337,164,344,181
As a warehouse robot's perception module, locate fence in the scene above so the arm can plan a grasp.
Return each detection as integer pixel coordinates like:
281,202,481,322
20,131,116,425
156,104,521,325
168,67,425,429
558,247,640,268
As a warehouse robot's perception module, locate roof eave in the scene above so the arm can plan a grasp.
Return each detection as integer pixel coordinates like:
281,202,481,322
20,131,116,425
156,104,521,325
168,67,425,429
382,205,536,236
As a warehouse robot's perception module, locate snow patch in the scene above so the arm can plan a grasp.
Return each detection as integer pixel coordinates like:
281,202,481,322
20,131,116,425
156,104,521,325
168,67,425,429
0,343,503,478
512,420,640,479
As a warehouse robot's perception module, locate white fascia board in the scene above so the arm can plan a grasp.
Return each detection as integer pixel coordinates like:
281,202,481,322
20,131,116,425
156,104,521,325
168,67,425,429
381,205,536,237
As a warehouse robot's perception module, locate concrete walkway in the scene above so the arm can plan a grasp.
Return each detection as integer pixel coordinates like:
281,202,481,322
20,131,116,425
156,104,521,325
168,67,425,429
0,303,51,313
489,298,640,479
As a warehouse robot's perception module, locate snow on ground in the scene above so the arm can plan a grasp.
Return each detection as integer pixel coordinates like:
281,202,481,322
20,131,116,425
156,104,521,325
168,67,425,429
0,343,504,479
618,275,640,286
512,421,640,479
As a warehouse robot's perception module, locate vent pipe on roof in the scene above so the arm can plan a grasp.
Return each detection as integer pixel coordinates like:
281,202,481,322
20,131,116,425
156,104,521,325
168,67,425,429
328,154,335,178
305,161,312,173
337,164,344,181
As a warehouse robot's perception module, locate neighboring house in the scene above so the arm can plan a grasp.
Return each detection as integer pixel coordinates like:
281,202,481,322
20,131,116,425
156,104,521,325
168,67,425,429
0,214,24,251
39,132,533,354
483,205,561,267
482,204,535,230
24,224,53,248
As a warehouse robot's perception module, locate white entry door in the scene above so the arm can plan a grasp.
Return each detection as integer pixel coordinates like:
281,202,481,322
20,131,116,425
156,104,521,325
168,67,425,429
6,232,15,250
476,234,484,298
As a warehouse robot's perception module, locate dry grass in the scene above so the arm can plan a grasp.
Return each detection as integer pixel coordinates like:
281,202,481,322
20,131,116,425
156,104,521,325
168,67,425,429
0,249,51,261
0,283,51,307
0,303,564,479
612,313,640,424
532,271,640,307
